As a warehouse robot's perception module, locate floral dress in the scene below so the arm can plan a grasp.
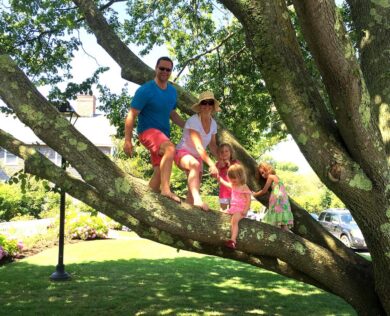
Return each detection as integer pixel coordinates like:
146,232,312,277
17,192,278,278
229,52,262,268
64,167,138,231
263,178,294,228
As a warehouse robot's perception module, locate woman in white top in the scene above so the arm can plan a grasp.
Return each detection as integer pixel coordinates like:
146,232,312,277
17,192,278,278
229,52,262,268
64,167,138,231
174,91,220,211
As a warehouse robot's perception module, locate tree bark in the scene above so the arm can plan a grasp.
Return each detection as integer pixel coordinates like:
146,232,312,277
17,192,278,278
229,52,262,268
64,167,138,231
347,0,390,160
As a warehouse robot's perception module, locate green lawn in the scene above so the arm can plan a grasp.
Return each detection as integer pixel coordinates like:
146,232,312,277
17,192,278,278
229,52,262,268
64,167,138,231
0,232,356,315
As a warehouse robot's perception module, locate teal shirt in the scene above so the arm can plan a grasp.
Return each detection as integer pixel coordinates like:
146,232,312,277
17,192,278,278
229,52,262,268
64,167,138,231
131,80,177,137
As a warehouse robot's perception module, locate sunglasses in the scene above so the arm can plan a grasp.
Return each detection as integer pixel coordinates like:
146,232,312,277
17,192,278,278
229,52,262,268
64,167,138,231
158,67,172,72
200,99,215,106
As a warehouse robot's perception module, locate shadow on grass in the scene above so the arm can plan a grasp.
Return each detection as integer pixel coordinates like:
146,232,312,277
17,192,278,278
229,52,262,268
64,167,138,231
0,257,356,316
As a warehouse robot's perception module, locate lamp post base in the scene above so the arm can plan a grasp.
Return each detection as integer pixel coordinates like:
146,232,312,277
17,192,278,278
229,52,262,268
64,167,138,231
50,267,71,281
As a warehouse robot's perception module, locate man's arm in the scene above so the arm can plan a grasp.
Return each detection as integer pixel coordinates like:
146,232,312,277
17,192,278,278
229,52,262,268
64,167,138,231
123,108,140,157
170,110,185,129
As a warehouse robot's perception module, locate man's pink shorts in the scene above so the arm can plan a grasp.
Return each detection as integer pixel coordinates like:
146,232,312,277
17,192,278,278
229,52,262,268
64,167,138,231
139,128,170,167
174,149,203,172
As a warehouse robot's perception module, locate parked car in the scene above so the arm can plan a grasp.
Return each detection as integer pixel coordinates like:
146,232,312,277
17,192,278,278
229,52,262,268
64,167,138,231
246,210,264,222
318,209,367,250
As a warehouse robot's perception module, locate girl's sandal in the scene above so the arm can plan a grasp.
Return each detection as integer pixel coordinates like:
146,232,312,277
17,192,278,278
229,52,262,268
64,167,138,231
225,239,236,249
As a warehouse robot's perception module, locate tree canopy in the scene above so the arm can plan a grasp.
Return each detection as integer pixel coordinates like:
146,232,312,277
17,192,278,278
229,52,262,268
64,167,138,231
0,0,389,314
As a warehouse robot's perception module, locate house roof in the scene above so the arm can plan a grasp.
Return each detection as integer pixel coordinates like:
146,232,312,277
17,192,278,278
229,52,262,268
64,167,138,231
0,112,117,147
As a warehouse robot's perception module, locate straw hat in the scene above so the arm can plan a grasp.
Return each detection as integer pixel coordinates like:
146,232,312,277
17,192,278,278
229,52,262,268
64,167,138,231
191,91,221,113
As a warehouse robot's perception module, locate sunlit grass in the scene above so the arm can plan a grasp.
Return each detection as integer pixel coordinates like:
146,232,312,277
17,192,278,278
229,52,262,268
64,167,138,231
0,232,356,315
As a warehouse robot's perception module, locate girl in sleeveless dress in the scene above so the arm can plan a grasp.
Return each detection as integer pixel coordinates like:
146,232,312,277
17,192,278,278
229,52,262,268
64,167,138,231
218,164,251,249
253,162,293,231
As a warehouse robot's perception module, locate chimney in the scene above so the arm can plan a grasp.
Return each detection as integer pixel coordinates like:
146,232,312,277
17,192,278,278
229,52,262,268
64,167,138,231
74,94,96,117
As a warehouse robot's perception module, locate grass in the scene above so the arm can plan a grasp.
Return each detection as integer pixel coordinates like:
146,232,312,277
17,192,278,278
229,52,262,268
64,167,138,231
0,231,356,316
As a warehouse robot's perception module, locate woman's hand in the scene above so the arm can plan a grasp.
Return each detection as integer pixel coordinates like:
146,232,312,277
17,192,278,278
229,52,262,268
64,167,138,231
209,164,219,177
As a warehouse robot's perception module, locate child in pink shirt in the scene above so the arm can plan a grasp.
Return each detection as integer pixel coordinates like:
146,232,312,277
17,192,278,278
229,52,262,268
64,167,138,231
218,164,251,249
216,143,238,211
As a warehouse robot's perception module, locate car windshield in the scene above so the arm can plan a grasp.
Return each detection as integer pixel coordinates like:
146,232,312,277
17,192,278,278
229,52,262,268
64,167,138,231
340,213,356,224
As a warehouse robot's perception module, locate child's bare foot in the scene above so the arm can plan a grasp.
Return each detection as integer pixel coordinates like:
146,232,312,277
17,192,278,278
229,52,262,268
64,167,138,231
194,201,209,211
161,191,181,203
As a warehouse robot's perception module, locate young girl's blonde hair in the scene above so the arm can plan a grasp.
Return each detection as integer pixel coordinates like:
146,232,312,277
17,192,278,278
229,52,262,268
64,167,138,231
227,164,246,185
258,162,276,175
218,143,235,160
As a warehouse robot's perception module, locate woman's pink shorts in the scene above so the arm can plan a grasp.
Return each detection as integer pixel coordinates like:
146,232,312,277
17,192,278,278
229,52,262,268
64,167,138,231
174,149,203,172
139,128,170,167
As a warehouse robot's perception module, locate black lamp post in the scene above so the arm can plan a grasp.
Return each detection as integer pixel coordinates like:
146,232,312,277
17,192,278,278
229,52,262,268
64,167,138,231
50,101,79,281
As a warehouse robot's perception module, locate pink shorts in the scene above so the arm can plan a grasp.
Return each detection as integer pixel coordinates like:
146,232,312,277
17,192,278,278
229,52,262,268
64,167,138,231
174,149,203,172
139,128,170,167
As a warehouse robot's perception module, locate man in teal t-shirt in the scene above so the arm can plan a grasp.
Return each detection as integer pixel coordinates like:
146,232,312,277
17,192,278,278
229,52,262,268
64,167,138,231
124,57,184,202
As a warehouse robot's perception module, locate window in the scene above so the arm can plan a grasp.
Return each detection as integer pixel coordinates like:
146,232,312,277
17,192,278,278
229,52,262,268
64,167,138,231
340,214,353,224
324,213,331,222
37,146,61,165
3,150,18,165
330,214,339,224
99,147,111,156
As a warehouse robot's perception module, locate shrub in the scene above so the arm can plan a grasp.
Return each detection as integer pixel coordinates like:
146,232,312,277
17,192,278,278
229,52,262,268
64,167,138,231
0,180,59,222
0,234,23,263
66,211,109,240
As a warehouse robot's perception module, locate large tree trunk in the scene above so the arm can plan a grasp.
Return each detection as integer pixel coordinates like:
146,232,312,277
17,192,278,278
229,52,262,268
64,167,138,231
346,0,390,160
220,0,390,314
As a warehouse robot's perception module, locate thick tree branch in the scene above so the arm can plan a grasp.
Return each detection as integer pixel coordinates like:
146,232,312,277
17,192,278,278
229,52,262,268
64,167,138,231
346,0,390,160
0,128,334,291
72,0,153,85
292,0,387,183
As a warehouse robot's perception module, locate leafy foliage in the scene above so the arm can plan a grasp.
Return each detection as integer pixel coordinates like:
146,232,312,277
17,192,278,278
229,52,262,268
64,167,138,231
97,84,133,138
277,169,344,214
0,178,59,222
0,0,82,85
48,66,109,103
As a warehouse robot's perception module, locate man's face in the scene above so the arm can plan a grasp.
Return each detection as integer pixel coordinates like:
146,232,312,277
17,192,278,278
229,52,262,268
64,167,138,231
155,60,173,82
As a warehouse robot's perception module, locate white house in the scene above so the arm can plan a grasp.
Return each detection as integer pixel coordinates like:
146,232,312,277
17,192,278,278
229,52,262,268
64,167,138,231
0,95,117,181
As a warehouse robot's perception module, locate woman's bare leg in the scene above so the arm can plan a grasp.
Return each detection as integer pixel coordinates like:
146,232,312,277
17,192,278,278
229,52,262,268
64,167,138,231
179,155,208,210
